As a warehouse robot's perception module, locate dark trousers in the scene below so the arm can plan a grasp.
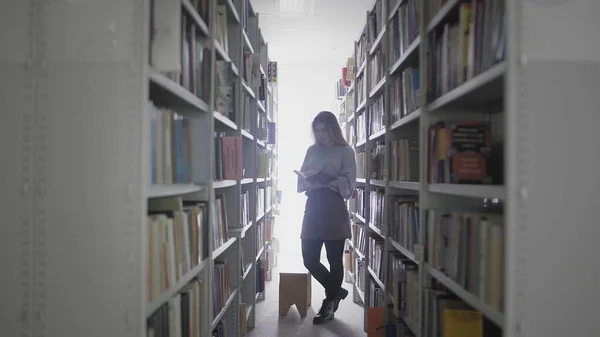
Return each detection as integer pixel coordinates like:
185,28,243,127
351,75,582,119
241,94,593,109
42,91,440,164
301,239,345,300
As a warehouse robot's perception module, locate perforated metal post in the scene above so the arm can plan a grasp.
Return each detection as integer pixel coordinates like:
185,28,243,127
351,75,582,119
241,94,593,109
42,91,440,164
0,1,36,336
504,1,600,337
27,1,148,336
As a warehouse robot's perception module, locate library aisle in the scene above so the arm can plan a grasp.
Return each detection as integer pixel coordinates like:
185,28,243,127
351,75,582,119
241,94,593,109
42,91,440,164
2,1,600,337
247,254,365,337
246,187,366,337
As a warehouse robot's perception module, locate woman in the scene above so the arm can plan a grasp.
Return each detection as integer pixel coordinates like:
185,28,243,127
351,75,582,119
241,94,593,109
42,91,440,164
297,110,357,324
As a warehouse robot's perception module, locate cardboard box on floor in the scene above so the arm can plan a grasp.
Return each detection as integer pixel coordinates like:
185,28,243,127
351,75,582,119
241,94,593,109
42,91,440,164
367,307,385,337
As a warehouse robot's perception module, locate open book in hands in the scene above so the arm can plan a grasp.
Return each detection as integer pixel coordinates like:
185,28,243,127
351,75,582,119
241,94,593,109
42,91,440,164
293,169,336,185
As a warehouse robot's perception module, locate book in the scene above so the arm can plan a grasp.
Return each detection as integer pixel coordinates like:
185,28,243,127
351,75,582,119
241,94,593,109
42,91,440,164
293,170,336,185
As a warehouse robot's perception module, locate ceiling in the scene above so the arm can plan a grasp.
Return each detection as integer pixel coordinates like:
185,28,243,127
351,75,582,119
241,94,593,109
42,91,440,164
251,0,374,64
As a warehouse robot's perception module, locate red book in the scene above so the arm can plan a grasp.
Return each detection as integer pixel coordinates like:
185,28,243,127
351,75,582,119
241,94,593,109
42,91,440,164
221,136,243,180
342,66,350,87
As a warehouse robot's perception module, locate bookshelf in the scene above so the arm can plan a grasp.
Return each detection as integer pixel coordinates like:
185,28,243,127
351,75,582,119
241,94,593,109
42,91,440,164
0,0,278,337
334,0,600,336
335,59,358,292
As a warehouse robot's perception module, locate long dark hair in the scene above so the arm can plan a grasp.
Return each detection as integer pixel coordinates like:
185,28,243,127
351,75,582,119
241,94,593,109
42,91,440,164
311,111,349,146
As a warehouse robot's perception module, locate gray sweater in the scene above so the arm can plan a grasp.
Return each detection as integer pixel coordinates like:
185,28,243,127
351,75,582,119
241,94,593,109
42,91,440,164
297,144,357,199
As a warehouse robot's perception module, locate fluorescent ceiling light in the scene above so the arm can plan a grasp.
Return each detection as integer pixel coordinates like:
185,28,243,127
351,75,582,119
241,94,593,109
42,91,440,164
277,0,315,15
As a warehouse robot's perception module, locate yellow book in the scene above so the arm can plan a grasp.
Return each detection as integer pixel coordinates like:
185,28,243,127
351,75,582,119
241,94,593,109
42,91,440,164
442,309,483,337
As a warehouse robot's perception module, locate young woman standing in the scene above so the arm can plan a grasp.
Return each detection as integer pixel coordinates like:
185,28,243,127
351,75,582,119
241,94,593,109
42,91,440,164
297,110,357,324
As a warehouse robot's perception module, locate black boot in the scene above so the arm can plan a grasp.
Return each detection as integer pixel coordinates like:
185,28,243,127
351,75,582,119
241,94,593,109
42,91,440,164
332,288,349,312
312,299,335,324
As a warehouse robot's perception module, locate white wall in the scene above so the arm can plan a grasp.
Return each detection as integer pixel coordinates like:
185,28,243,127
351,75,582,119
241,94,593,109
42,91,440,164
274,60,345,253
277,60,344,173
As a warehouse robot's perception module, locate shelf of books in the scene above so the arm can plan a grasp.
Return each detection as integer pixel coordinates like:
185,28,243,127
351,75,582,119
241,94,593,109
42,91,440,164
233,3,280,334
263,61,280,287
333,58,362,303
339,0,509,334
0,0,279,337
332,0,600,336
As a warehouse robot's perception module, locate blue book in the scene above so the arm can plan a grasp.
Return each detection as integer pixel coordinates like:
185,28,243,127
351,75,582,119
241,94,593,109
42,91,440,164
172,116,184,183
